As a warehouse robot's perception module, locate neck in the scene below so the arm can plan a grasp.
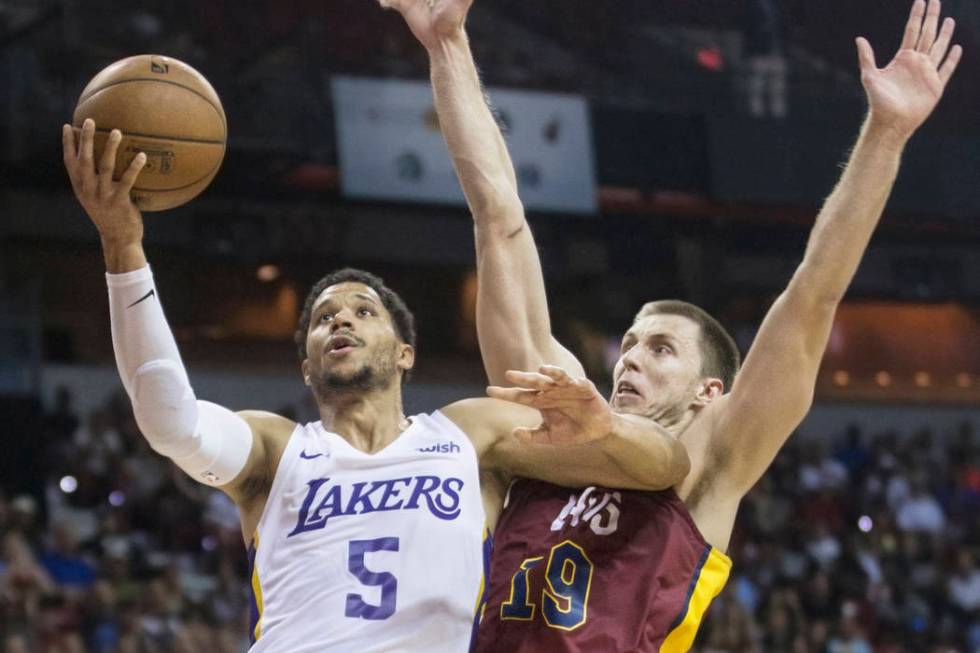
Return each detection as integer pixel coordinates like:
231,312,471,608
645,403,702,439
317,384,408,454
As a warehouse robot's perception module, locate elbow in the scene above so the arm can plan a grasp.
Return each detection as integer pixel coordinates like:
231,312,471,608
644,438,691,491
470,185,526,235
131,359,199,457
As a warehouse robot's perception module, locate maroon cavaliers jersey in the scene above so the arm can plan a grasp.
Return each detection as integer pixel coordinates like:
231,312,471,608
475,480,731,653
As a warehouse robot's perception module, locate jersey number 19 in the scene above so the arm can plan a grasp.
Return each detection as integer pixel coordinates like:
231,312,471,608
500,539,594,631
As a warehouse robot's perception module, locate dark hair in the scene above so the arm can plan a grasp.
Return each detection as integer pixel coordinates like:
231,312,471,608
633,300,740,390
295,268,417,361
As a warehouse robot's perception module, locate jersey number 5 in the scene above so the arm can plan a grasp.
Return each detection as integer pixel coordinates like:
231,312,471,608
345,537,399,620
500,539,593,631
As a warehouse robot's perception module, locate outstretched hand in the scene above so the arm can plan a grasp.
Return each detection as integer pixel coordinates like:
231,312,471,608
857,0,962,138
487,366,613,446
379,0,472,51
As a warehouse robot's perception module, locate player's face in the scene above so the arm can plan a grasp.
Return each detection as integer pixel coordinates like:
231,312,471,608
610,314,706,424
302,282,414,396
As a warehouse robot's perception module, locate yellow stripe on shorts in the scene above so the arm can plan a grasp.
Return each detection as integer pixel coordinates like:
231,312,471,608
660,546,732,652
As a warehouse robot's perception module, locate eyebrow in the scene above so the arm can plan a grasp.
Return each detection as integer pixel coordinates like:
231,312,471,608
313,292,381,315
623,331,679,346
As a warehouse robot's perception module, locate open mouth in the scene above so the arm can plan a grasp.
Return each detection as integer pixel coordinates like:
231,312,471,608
615,381,642,399
327,334,360,356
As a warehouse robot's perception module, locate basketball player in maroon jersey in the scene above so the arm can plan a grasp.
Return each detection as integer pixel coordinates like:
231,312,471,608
384,0,962,650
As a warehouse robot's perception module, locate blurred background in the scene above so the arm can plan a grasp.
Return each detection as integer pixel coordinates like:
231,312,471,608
0,1,979,651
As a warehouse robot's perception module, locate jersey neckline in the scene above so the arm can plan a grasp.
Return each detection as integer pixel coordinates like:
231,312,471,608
314,415,418,458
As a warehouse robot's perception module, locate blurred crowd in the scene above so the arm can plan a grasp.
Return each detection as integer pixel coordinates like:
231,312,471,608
1,388,251,653
696,421,980,653
1,386,979,652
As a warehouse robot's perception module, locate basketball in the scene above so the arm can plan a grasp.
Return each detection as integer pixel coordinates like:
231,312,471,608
72,54,226,211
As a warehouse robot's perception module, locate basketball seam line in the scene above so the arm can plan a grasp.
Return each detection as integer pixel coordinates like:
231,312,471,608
90,125,224,146
76,77,227,130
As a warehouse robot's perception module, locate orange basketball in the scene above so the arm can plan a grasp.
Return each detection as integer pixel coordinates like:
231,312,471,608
73,55,227,211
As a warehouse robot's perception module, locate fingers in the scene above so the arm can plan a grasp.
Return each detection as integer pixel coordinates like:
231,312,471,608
62,124,80,192
930,17,956,65
901,0,926,50
78,118,96,191
499,373,594,402
916,0,941,53
61,123,77,163
938,44,963,86
118,151,147,192
503,370,556,390
486,386,569,410
855,37,877,73
513,426,549,445
537,365,570,384
98,130,122,194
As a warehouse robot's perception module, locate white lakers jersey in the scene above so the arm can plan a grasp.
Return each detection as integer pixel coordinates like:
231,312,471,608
247,411,490,653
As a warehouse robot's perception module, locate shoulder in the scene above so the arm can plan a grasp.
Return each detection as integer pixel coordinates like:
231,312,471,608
227,410,297,504
237,410,297,441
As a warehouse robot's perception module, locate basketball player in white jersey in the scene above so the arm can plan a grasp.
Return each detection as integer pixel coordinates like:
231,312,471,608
61,119,690,652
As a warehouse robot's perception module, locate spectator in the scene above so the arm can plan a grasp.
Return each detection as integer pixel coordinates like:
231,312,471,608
948,549,980,614
896,476,947,534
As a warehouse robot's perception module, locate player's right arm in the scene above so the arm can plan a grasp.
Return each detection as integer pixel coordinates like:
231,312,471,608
383,0,583,385
61,119,286,511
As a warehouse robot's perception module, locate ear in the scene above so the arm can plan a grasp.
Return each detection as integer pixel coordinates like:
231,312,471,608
301,359,312,387
397,343,416,373
693,377,724,407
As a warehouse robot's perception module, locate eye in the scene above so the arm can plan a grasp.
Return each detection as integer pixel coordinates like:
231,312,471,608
358,307,375,317
654,345,672,355
620,339,634,353
319,313,333,323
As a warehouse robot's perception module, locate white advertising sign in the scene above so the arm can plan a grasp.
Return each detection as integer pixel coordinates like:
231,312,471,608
332,76,596,214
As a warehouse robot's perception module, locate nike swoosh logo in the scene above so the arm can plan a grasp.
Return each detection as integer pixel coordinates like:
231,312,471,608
127,289,156,308
300,451,327,460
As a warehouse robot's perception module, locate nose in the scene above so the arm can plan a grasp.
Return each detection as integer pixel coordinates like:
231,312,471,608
330,308,354,332
620,345,641,372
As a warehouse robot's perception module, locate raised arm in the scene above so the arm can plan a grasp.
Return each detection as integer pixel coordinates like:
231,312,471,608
61,120,279,506
443,365,689,491
382,0,583,384
715,0,962,493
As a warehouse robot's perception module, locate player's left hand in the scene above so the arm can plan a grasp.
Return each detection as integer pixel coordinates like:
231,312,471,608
487,366,613,445
857,0,962,139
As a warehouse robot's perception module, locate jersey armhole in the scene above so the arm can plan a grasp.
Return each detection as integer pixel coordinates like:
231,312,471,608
251,424,303,545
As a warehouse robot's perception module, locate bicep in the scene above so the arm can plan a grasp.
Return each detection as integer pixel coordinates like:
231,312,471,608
475,221,585,385
722,281,838,490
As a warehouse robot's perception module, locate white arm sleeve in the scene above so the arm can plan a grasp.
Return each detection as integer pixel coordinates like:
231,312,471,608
107,266,253,487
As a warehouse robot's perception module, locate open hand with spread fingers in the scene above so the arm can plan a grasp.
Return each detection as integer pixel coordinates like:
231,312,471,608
378,0,472,51
857,0,962,139
487,366,614,446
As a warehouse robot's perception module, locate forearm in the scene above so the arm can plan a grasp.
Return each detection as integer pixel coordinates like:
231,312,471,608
107,265,251,487
428,33,582,383
794,117,906,303
428,32,521,228
594,413,691,490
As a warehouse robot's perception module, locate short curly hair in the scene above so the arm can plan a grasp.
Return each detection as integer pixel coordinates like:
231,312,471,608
295,268,417,363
